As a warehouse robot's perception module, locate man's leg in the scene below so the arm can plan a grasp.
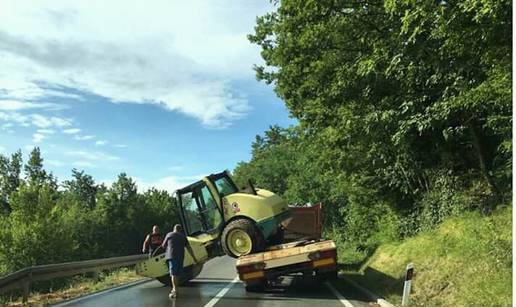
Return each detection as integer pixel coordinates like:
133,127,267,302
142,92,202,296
171,258,184,296
167,260,176,298
172,275,179,293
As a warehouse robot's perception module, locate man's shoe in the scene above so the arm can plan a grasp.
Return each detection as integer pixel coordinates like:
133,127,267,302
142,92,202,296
168,290,177,299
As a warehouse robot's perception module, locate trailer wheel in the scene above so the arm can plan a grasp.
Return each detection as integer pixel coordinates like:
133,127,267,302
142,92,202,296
245,280,266,292
156,263,204,286
222,219,265,258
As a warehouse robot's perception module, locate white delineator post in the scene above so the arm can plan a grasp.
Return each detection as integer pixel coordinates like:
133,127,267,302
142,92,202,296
401,263,414,306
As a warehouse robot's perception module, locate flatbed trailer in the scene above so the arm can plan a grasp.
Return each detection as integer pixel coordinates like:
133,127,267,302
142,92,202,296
236,204,337,291
236,239,337,291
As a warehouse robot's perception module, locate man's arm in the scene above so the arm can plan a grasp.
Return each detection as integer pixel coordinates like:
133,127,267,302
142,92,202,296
142,235,150,253
161,233,169,249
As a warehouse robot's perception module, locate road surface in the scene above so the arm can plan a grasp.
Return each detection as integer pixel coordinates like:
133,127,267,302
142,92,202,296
54,256,378,307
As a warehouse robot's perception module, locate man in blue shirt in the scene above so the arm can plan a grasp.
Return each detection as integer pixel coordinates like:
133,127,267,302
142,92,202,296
161,224,198,298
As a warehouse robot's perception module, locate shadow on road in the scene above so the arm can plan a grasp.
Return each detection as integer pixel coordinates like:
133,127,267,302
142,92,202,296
333,245,402,303
338,267,403,301
230,275,373,305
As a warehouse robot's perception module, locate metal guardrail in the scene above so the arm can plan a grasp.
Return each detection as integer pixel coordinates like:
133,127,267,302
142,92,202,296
0,254,147,303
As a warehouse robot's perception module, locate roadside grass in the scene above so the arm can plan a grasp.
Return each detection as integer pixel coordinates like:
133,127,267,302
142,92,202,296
336,206,512,307
1,268,144,307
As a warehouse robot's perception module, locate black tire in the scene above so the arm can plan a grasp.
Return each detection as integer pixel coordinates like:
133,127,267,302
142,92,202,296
244,280,266,292
221,219,265,258
156,263,204,286
157,275,171,286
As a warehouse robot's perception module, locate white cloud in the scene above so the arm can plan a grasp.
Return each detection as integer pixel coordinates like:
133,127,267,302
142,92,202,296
31,128,55,143
31,114,71,128
73,160,96,168
95,140,108,146
0,112,72,129
113,144,127,148
168,165,183,172
134,174,205,193
0,146,5,153
0,1,272,128
74,134,95,141
37,128,55,134
65,150,119,162
0,100,65,111
0,112,29,126
32,132,45,143
63,128,81,134
47,159,65,167
1,122,13,132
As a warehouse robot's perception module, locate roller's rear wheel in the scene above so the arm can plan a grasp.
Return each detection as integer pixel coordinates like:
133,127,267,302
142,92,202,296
157,275,171,286
156,263,204,286
221,219,265,258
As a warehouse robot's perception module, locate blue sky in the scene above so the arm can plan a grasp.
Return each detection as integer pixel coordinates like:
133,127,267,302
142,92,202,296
0,1,294,191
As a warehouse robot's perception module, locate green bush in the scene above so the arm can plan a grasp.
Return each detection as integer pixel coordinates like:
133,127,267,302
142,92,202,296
349,206,512,306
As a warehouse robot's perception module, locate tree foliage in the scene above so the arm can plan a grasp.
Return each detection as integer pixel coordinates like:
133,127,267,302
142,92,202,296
0,150,22,213
62,169,98,210
238,0,511,257
0,148,181,274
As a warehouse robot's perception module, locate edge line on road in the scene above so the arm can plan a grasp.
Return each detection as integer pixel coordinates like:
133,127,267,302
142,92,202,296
51,278,153,307
326,281,355,307
203,276,239,307
338,274,395,307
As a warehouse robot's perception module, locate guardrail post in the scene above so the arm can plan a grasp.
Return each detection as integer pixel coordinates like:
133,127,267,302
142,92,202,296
22,280,30,304
401,263,414,306
92,270,100,281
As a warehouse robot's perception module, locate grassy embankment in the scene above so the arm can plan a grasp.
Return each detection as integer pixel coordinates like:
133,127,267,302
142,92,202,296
336,206,512,307
2,268,143,307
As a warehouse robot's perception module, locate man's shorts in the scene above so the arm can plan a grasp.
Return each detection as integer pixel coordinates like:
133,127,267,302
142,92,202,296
167,259,183,276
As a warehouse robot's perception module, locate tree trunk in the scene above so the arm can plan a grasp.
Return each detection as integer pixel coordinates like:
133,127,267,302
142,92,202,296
469,121,496,194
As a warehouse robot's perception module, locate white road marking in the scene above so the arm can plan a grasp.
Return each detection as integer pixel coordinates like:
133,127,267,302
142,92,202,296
326,281,355,307
52,278,152,307
203,276,239,307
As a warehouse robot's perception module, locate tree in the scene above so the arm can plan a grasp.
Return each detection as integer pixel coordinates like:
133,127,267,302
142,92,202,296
0,149,184,272
8,150,22,194
244,0,511,257
142,188,180,232
0,154,10,213
234,126,300,196
95,173,143,256
0,183,76,272
249,0,511,208
62,169,98,210
0,150,22,213
24,147,57,190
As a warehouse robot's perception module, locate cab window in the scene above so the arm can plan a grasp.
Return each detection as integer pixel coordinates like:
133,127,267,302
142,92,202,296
199,186,222,230
213,176,238,197
181,191,203,235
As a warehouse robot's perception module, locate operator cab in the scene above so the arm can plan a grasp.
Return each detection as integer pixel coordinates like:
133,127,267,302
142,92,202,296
176,171,237,237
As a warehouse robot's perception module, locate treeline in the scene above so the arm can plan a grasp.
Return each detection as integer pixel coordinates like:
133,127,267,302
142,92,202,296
234,0,512,261
0,147,180,275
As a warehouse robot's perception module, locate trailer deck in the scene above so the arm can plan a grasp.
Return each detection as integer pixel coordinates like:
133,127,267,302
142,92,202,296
236,239,337,291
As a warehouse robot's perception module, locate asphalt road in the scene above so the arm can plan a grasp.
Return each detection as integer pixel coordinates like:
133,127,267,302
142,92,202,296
54,256,378,307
